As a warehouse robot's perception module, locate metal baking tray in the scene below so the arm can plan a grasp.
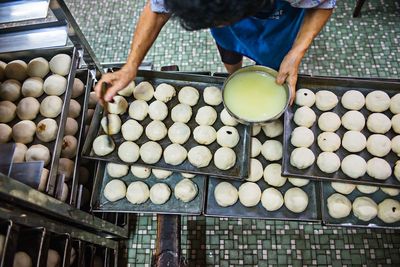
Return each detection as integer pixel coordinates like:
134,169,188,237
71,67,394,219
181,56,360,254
90,161,206,215
82,70,251,180
282,76,400,189
321,181,400,229
0,46,80,195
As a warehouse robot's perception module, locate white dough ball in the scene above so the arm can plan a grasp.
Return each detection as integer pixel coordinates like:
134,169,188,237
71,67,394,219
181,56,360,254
0,79,21,101
171,103,192,123
36,118,58,142
252,125,261,136
88,92,97,108
214,147,236,170
365,90,390,112
341,110,365,131
261,188,284,211
327,193,352,219
65,117,78,136
290,147,315,169
0,100,16,123
92,135,115,156
134,81,154,101
5,60,27,81
394,161,400,182
49,54,71,76
381,187,400,196
378,199,400,223
145,120,167,141
118,81,135,97
106,163,129,178
121,119,143,141
150,183,171,204
203,86,222,106
12,120,36,144
357,185,379,194
367,157,392,180
140,141,162,164
238,182,261,207
168,122,191,144
392,114,400,134
16,97,40,120
220,108,238,126
331,182,356,195
293,106,316,128
101,114,121,135
367,113,391,134
251,137,262,157
0,123,12,143
25,144,50,165
342,131,366,152
367,134,391,157
43,74,67,96
178,86,199,106
174,178,198,202
214,182,238,207
317,152,341,173
284,188,309,213
40,95,63,118
341,154,367,179
353,197,378,221
390,93,400,114
317,132,341,152
261,140,282,161
290,126,314,148
164,143,187,165
295,88,315,107
130,166,151,179
193,125,216,145
288,178,309,187
195,106,217,125
103,179,126,202
154,83,176,102
152,169,173,179
217,126,239,148
188,146,212,168
246,158,263,182
108,96,128,115
72,78,85,98
118,141,140,163
27,57,49,78
262,120,283,138
21,77,43,97
181,173,195,178
392,135,400,156
341,90,365,110
129,100,148,121
318,112,341,132
149,100,168,121
13,251,32,267
126,181,149,204
12,143,27,163
315,90,338,111
263,163,287,187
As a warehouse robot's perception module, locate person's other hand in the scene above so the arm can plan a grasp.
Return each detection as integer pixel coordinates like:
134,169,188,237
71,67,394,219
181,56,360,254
94,65,137,104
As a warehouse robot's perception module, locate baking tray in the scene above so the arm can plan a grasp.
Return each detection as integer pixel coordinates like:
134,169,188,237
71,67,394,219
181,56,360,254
0,46,80,195
90,161,206,215
282,76,400,189
82,70,251,180
321,181,400,229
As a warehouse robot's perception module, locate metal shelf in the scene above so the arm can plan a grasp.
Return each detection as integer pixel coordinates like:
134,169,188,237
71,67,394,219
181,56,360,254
0,0,50,24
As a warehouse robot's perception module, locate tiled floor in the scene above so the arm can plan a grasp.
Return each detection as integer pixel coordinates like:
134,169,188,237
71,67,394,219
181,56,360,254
61,0,400,266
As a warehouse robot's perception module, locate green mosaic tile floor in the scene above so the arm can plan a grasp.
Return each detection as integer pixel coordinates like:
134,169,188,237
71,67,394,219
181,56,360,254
62,0,400,266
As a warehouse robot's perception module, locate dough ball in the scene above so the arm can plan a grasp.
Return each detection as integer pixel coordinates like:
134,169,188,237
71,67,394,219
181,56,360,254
121,119,143,141
193,125,216,145
251,137,262,157
168,122,191,144
126,181,149,204
365,90,390,112
118,141,140,163
284,187,309,213
175,178,198,202
252,125,261,136
5,60,27,81
246,159,264,182
16,97,40,120
106,163,129,178
130,166,151,179
12,120,36,144
367,157,392,180
38,168,49,192
290,126,314,148
214,182,238,207
288,178,309,187
129,99,148,121
318,112,341,132
342,131,366,152
65,117,78,136
181,173,196,178
92,135,115,156
262,120,283,138
341,154,367,179
214,147,236,170
317,152,341,173
12,143,27,163
188,146,212,168
392,114,400,134
150,183,171,204
49,54,71,76
140,141,162,164
0,79,21,101
261,188,284,211
380,187,400,197
367,113,391,134
40,95,63,118
331,182,356,195
27,57,49,78
353,197,378,221
357,185,379,194
164,143,187,165
171,103,192,123
88,91,97,108
149,100,168,121
36,118,58,142
108,96,128,115
238,182,261,207
220,108,238,126
293,106,316,128
0,100,16,123
0,123,12,143
317,132,341,152
315,90,338,111
203,86,222,106
378,199,400,223
394,161,400,182
43,74,67,96
13,251,32,267
145,120,167,141
327,193,352,219
101,114,122,135
25,144,50,165
367,134,391,157
104,179,126,202
342,110,365,131
178,86,199,106
68,99,81,119
295,88,315,107
261,140,282,161
154,83,176,102
217,126,240,148
195,106,217,125
341,90,365,110
118,81,135,97
390,93,400,114
57,158,74,180
152,169,172,179
21,77,43,97
263,163,287,187
391,135,400,156
134,81,154,101
290,147,315,169
72,78,85,98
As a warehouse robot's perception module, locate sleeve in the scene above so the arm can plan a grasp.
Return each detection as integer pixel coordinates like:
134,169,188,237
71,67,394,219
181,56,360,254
288,0,336,9
150,0,170,13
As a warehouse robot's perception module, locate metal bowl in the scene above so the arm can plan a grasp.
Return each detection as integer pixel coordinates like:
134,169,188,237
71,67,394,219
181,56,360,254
221,65,291,125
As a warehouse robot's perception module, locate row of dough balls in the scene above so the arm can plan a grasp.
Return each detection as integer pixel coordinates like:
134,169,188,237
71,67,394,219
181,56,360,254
327,193,400,224
331,181,400,196
214,181,309,213
296,88,400,114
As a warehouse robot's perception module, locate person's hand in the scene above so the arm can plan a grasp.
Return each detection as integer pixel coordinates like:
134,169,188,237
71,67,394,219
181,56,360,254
94,65,137,104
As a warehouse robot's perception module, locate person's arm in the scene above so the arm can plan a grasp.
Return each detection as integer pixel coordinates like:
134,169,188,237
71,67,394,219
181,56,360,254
276,8,333,104
95,1,170,102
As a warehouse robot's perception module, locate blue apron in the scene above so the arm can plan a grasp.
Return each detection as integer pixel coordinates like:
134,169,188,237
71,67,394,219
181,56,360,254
211,0,305,70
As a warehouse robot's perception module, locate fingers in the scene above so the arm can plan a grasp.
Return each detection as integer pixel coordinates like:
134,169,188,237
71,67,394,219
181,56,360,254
276,70,288,85
94,73,114,100
287,73,298,106
104,83,123,102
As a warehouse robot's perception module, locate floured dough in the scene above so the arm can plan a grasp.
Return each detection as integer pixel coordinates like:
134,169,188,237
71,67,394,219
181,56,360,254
317,132,341,152
174,178,198,202
366,157,392,180
352,197,378,221
101,114,121,135
93,135,115,156
178,86,199,106
154,83,176,102
195,106,217,125
121,119,143,141
327,193,352,219
150,183,171,204
108,96,128,115
238,182,261,207
246,158,263,182
293,106,316,128
163,143,187,165
134,81,154,101
378,199,400,223
118,141,140,163
126,181,149,204
263,163,287,187
220,108,238,126
367,134,391,157
214,182,238,207
203,86,222,106
168,122,191,144
145,120,167,141
291,126,314,148
252,125,261,136
290,147,315,169
318,112,341,132
391,135,400,156
140,141,162,164
315,90,338,111
149,100,168,121
390,93,400,114
214,147,236,170
106,163,129,178
261,188,284,211
262,120,283,138
341,110,365,131
357,185,379,194
284,188,309,213
341,154,367,179
188,146,212,168
261,140,283,161
217,126,239,148
365,90,390,112
342,131,366,152
130,166,151,179
104,179,126,202
295,88,315,107
367,113,391,134
171,103,192,123
129,100,148,121
317,152,341,173
288,178,309,187
331,182,356,195
341,90,365,110
380,187,400,197
193,125,217,145
251,137,262,157
392,114,400,134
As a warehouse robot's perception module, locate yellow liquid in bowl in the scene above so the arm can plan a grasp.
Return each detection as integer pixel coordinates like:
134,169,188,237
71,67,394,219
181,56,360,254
224,72,287,122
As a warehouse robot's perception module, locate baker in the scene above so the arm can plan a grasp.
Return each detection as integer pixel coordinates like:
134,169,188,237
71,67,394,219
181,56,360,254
95,0,335,103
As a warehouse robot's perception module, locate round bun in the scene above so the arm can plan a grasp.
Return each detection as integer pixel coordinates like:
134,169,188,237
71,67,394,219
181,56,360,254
163,143,187,165
121,119,143,141
342,131,366,153
49,54,71,76
145,120,167,141
217,126,240,148
203,86,222,106
214,182,238,207
367,134,391,157
21,77,43,97
188,146,212,168
293,106,316,128
178,86,199,106
365,90,390,112
341,110,365,131
331,182,356,195
317,152,341,173
263,163,287,187
92,135,115,156
315,90,338,111
318,112,341,132
0,79,21,101
261,188,284,211
106,163,129,178
134,81,154,101
341,90,365,110
27,57,49,78
104,179,126,202
327,193,352,219
150,183,171,204
118,141,140,163
140,141,162,164
378,199,400,223
193,125,216,145
129,100,148,121
262,120,283,138
154,83,176,103
168,122,191,144
317,132,341,152
174,178,198,202
290,126,314,148
126,181,149,204
290,147,315,169
238,182,261,207
284,187,309,213
295,88,315,107
367,113,391,134
195,106,217,126
341,154,367,179
149,100,168,121
43,74,67,96
171,103,192,123
352,197,378,221
246,158,263,182
220,108,238,126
